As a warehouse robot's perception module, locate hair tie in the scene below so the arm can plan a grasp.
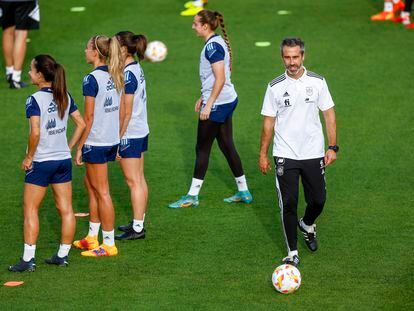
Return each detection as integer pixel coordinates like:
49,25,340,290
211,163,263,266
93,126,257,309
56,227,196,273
94,36,105,57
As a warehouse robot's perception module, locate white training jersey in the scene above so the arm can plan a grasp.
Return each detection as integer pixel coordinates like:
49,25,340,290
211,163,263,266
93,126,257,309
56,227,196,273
122,61,149,139
199,34,237,105
83,66,120,146
25,88,77,162
261,68,335,160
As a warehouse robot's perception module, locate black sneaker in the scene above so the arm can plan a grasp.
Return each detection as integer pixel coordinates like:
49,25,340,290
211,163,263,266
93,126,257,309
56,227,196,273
6,73,12,83
8,258,36,272
115,228,145,240
298,218,318,252
9,80,28,89
118,221,133,232
282,255,300,267
44,254,68,267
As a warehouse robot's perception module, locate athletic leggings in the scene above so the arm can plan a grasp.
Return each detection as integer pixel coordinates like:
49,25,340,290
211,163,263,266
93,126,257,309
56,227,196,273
405,0,413,12
193,117,244,180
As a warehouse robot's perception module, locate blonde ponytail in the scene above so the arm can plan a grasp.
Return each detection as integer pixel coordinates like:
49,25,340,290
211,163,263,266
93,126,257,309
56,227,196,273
108,36,124,92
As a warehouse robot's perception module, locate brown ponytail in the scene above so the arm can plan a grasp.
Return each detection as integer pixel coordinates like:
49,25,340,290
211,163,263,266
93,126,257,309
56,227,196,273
197,10,233,69
116,31,148,61
33,55,68,119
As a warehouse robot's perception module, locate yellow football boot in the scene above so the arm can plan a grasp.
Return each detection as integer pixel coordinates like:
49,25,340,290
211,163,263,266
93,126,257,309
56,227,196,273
73,235,99,250
81,244,118,257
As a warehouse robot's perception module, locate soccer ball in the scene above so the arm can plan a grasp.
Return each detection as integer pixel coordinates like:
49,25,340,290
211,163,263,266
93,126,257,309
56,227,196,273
272,264,301,294
144,41,168,62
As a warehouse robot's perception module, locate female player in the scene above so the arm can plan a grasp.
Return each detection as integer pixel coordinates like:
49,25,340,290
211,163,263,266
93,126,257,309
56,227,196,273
73,35,124,257
9,55,85,272
114,31,149,240
169,10,252,208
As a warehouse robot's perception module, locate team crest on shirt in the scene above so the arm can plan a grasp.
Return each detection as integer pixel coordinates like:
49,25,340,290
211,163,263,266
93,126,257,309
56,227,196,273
306,87,313,96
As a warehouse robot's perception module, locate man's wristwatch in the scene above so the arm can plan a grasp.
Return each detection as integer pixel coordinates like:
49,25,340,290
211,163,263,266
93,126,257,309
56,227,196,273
328,145,339,153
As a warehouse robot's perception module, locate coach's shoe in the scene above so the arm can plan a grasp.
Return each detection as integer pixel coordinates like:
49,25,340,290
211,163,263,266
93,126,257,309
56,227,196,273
370,11,395,21
115,228,145,240
81,244,118,257
168,195,199,208
118,221,133,232
8,258,36,272
223,190,253,204
298,218,318,252
282,255,300,267
73,235,99,250
44,254,69,267
9,80,28,89
180,6,204,16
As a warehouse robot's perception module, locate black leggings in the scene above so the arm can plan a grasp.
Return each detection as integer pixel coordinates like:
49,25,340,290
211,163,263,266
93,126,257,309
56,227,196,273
405,0,413,12
193,117,244,180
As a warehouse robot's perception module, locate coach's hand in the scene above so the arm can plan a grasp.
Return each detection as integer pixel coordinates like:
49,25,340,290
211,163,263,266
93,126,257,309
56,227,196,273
21,156,33,171
258,155,272,175
199,105,211,120
324,149,337,167
195,99,202,112
75,148,84,166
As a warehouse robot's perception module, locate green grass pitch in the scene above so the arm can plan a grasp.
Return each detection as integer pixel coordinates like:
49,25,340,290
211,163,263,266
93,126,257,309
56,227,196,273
0,0,413,309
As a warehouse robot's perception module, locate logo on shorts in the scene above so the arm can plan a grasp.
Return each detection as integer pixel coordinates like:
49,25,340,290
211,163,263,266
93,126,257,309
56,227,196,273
47,102,57,114
277,166,284,176
306,87,313,96
46,118,56,130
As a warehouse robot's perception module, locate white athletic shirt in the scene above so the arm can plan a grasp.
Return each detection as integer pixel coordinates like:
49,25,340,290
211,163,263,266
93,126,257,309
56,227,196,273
199,34,237,105
261,68,335,160
83,66,120,146
122,61,149,139
25,88,77,162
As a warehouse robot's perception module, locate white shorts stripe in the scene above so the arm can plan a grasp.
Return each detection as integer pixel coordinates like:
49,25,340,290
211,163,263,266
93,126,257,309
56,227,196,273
275,175,290,252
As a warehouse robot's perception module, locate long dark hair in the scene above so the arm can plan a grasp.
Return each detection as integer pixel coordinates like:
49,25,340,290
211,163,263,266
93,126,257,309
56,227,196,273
33,55,68,119
116,31,148,61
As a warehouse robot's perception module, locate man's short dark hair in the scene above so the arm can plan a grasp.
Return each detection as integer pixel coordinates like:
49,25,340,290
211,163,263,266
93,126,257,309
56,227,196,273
280,38,305,55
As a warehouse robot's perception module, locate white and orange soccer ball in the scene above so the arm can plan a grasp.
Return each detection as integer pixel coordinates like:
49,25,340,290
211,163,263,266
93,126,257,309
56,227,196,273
144,41,168,62
272,264,301,294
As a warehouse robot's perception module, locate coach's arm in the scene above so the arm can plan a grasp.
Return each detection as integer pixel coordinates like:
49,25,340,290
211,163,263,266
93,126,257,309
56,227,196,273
259,116,276,175
322,107,337,167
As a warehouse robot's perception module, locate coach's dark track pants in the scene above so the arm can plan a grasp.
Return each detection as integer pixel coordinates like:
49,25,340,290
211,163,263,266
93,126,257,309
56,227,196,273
274,157,326,252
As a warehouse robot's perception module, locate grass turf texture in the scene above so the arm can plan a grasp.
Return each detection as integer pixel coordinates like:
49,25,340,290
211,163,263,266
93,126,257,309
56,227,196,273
0,0,413,309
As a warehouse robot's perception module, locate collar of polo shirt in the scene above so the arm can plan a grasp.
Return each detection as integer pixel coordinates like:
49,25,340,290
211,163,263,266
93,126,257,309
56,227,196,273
285,67,307,82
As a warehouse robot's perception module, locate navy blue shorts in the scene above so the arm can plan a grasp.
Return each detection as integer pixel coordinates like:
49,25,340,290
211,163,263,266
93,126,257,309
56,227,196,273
119,135,148,158
25,159,72,187
82,144,118,164
204,97,238,123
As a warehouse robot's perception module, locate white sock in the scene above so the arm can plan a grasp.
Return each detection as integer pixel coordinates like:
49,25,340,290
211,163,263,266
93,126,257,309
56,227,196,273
288,250,298,257
193,0,203,7
6,66,13,75
102,230,115,246
12,70,22,82
133,219,144,233
401,11,410,25
384,2,393,12
235,175,248,192
188,178,203,196
300,219,314,233
57,244,71,258
88,221,100,237
23,244,36,261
